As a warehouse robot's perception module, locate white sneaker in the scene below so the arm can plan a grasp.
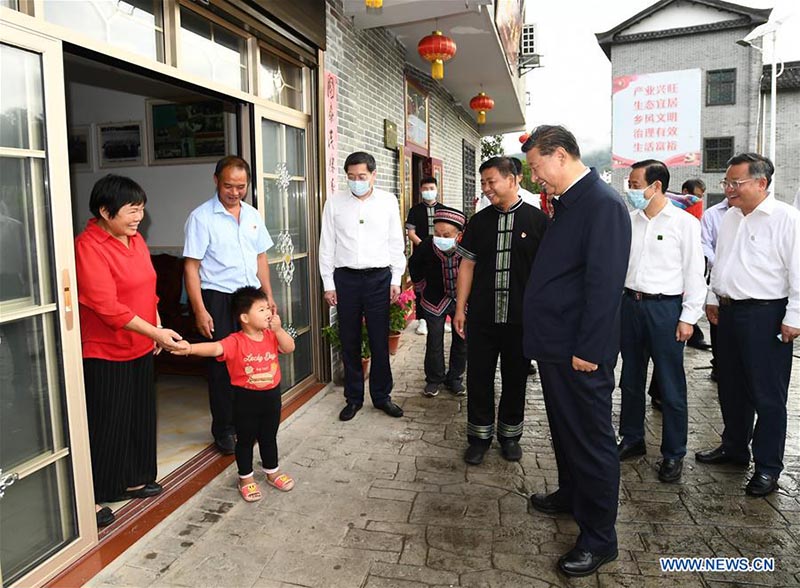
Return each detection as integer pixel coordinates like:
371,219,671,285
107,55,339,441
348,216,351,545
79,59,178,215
415,319,428,336
444,322,452,333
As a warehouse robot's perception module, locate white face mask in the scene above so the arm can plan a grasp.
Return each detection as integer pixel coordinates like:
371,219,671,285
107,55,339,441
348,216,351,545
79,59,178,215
348,179,371,197
421,189,437,202
433,236,456,251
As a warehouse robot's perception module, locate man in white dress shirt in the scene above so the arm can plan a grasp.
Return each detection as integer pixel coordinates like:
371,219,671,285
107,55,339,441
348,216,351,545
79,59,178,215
319,152,407,421
617,160,706,483
696,153,800,497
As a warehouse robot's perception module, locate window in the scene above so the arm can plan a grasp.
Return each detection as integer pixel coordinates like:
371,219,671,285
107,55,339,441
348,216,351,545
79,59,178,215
43,0,164,62
703,137,734,172
707,69,736,106
462,140,477,216
259,48,305,111
179,5,248,91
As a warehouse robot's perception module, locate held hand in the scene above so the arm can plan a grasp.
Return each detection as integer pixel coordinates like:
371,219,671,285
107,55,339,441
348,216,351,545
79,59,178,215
453,310,466,339
195,309,215,339
780,323,800,343
324,290,338,306
572,356,598,372
269,312,283,331
154,327,183,352
390,285,400,303
268,296,278,314
706,304,719,326
676,321,694,342
170,340,192,356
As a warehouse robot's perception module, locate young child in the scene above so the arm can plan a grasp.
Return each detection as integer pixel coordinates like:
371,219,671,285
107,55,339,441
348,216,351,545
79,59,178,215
173,286,295,502
408,207,467,398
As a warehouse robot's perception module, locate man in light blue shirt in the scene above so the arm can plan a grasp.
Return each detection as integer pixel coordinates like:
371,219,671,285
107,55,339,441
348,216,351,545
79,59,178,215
183,156,275,454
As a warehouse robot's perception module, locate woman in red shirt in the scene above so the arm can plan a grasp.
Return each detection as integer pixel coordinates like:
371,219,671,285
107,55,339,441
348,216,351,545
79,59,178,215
75,175,182,528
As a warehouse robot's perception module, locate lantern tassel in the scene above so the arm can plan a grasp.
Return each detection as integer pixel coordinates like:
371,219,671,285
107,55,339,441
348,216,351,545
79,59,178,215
431,60,444,80
477,111,486,124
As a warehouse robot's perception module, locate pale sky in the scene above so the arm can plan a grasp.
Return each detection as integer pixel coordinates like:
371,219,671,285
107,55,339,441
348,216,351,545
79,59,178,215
502,0,800,155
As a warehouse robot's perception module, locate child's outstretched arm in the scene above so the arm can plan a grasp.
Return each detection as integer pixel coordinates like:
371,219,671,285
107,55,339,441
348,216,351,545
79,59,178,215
171,340,224,357
269,313,296,353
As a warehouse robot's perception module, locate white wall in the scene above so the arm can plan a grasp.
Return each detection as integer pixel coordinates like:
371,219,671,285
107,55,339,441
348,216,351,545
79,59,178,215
624,2,740,35
67,82,222,250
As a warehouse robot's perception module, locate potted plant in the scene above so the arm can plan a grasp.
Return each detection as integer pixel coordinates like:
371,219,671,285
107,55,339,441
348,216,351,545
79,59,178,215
322,320,371,378
388,289,414,354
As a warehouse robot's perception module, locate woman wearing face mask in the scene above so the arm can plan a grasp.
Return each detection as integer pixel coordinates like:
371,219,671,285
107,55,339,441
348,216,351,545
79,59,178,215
408,207,467,398
405,177,444,336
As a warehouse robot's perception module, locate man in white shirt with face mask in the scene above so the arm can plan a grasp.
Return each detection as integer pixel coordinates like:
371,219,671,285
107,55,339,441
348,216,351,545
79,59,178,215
406,176,444,336
319,151,407,422
617,159,705,485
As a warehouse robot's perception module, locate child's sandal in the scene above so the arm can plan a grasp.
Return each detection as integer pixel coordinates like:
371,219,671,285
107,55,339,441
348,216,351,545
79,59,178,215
266,473,294,492
239,482,262,502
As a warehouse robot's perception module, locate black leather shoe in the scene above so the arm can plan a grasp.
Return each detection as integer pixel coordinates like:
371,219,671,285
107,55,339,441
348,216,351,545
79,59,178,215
215,434,236,455
558,547,618,577
530,492,572,514
745,472,779,497
687,339,712,350
111,482,163,501
658,458,683,483
464,444,489,465
96,506,115,527
710,368,718,382
617,440,646,461
695,445,749,466
339,403,362,421
500,439,522,461
650,397,663,412
375,401,403,418
528,361,538,375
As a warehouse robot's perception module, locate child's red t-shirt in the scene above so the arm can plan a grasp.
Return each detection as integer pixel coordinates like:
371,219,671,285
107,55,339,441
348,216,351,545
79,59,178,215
217,330,282,390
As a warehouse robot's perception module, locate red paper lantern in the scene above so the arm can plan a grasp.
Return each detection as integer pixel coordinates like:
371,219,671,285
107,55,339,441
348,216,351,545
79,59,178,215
469,92,494,125
418,30,457,81
519,133,530,144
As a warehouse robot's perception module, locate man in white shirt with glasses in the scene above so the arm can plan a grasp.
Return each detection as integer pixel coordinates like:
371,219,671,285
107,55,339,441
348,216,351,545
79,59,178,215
696,153,800,497
319,151,407,422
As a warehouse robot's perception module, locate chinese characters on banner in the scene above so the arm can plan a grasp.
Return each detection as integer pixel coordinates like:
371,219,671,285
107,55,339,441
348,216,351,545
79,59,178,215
324,71,339,195
612,69,701,169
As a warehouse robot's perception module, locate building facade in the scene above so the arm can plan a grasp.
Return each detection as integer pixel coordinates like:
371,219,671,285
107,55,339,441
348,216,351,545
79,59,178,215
0,1,525,585
597,0,798,205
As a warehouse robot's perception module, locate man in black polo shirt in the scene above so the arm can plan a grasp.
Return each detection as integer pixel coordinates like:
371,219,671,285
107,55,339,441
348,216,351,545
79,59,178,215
406,176,444,336
453,156,548,466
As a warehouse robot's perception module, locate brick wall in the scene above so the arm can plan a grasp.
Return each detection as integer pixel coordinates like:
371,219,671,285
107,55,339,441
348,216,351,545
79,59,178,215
607,27,784,202
325,0,480,211
765,89,800,202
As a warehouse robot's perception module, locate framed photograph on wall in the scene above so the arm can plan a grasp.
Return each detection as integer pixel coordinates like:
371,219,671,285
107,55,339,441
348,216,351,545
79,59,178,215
405,78,429,151
147,99,228,165
68,125,92,171
96,121,144,168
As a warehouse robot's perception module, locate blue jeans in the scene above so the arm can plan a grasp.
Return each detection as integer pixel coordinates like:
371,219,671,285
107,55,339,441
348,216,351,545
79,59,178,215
619,294,688,459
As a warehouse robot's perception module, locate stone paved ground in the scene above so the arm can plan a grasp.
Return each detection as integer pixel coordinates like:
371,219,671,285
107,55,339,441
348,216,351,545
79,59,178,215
90,318,800,588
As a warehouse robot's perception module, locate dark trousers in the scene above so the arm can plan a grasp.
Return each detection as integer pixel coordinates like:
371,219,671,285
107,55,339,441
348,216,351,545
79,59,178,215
415,290,425,322
232,386,282,476
466,321,528,445
539,360,619,554
649,323,716,401
717,300,792,476
620,295,688,459
424,302,466,387
84,353,157,503
201,289,239,441
333,267,393,406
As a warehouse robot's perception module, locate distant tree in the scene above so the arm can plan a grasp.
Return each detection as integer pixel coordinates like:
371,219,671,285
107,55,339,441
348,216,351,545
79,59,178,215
519,159,541,193
480,135,504,160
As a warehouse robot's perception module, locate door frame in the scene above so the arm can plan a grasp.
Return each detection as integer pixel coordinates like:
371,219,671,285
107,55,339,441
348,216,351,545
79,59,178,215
0,16,96,588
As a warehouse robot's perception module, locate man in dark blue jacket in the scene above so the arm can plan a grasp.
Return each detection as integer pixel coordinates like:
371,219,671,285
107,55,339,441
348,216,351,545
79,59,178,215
522,125,632,577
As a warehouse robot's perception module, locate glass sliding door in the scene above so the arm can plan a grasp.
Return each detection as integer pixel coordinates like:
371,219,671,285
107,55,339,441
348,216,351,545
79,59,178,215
256,113,313,391
0,20,95,588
